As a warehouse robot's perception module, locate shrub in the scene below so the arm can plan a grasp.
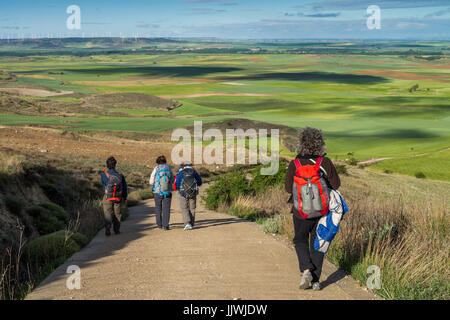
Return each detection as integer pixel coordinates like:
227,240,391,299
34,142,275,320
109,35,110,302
346,157,358,166
75,199,104,238
260,215,285,234
250,166,286,193
197,167,212,178
384,169,393,174
4,194,24,215
202,171,252,210
26,203,69,235
24,230,84,267
38,202,69,223
335,164,348,175
415,172,426,179
40,183,66,206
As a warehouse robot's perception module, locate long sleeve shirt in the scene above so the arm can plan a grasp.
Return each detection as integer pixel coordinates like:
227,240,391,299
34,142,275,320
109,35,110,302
285,155,340,219
101,168,128,200
175,167,203,191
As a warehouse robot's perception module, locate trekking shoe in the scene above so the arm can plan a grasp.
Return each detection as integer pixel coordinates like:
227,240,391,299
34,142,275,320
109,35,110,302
312,282,321,291
105,229,111,237
299,271,313,289
184,224,193,230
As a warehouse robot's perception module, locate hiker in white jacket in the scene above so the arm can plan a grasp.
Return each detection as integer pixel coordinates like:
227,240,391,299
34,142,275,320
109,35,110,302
149,155,174,230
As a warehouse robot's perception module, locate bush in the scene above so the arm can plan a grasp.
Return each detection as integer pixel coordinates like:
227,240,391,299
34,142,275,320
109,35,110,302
25,230,84,267
39,202,69,223
4,194,24,215
250,166,286,193
197,167,212,178
346,157,358,166
335,164,348,175
415,171,426,179
40,183,66,206
202,171,252,210
260,215,284,234
384,169,393,174
26,203,69,235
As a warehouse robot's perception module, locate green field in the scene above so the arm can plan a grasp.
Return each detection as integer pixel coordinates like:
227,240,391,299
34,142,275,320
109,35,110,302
372,149,450,181
0,39,449,181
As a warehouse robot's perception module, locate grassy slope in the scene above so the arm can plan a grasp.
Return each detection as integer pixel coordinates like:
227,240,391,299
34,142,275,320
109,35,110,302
371,149,450,181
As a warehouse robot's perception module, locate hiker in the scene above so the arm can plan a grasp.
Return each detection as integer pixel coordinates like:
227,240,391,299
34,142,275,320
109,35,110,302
101,156,128,236
174,161,203,230
285,127,341,291
149,155,174,230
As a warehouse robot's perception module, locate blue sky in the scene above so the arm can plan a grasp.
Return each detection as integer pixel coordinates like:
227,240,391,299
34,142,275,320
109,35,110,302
1,0,449,39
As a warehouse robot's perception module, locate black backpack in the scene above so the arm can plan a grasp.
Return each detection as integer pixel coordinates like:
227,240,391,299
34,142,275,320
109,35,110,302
179,167,198,199
104,169,124,203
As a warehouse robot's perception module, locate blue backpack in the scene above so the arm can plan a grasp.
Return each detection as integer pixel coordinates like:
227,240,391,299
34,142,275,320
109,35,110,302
153,165,171,198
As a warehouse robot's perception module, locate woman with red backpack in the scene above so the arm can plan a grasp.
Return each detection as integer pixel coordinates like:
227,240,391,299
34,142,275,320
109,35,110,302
285,127,341,291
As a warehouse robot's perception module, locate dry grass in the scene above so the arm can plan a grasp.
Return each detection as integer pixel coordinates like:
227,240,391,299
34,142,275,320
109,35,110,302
226,167,449,299
0,151,25,174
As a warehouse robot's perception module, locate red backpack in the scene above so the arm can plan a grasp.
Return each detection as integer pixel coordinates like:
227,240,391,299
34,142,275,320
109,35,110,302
292,157,330,219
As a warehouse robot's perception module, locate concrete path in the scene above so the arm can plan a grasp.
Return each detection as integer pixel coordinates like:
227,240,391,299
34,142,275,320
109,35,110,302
26,194,379,300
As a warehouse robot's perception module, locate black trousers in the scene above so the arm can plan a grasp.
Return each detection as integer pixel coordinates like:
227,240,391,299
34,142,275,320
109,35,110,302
154,194,172,228
292,215,325,282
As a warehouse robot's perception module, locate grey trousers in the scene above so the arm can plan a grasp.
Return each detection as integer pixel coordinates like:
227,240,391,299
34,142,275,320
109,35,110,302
178,194,197,226
154,194,172,228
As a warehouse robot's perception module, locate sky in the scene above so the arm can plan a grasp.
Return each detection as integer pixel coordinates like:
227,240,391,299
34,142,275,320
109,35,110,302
0,0,449,40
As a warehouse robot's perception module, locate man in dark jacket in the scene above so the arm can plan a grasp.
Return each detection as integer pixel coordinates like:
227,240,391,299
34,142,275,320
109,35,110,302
285,127,340,291
175,161,202,230
101,156,128,236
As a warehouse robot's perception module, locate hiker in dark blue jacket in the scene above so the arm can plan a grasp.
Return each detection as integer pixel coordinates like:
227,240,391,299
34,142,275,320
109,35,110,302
101,156,128,236
175,161,202,230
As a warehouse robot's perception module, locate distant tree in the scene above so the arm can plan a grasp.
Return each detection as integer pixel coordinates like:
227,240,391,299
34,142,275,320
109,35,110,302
409,84,419,93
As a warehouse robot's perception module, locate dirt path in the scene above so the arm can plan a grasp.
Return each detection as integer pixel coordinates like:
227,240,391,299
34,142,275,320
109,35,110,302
26,192,379,300
0,87,74,97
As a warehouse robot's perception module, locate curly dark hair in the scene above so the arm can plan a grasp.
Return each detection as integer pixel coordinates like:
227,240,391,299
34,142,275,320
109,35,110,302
297,127,326,157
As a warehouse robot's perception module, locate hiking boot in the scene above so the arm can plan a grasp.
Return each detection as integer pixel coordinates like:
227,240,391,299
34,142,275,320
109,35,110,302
184,224,192,230
105,229,111,237
299,271,313,289
163,226,170,231
312,282,321,291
